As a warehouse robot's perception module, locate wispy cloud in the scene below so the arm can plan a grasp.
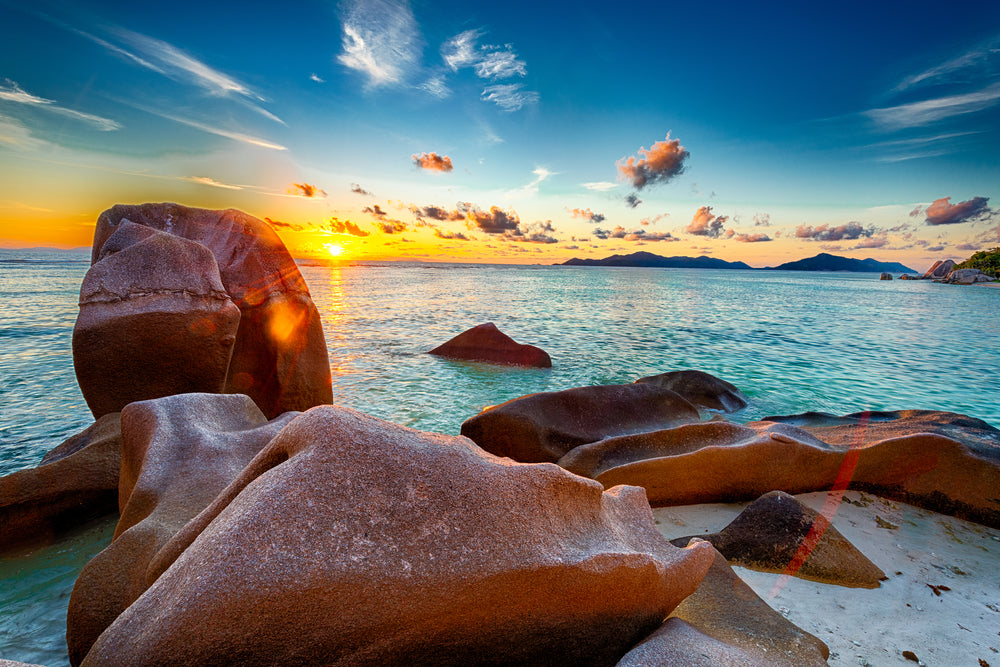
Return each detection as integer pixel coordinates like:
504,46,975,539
441,30,481,71
337,0,422,88
0,114,44,149
617,133,689,189
0,79,120,131
892,35,1000,93
474,49,527,79
866,83,1000,130
351,183,373,196
418,75,450,98
568,207,605,224
481,83,539,112
184,176,242,190
130,104,286,150
583,182,617,192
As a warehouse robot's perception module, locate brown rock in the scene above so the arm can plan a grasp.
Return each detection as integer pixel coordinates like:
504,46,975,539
67,393,296,666
635,370,748,412
0,414,121,552
91,203,332,418
429,321,552,367
461,383,702,463
617,544,829,666
569,413,1000,527
74,222,241,418
0,660,48,667
922,259,955,279
83,405,714,667
670,491,886,588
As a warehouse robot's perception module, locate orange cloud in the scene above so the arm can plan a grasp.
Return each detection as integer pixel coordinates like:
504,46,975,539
288,182,326,198
617,134,689,190
925,196,992,225
686,206,728,238
412,152,453,172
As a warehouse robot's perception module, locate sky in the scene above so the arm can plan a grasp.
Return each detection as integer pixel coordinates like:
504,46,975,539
1,0,999,269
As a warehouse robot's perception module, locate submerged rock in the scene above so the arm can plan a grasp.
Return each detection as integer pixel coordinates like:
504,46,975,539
89,203,332,418
563,411,1000,527
634,370,748,412
74,223,241,418
83,405,714,667
461,383,702,463
617,544,829,666
68,393,296,666
670,491,886,588
428,322,552,367
0,414,121,552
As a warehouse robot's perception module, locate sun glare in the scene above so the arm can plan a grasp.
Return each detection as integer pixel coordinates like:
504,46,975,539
324,243,345,258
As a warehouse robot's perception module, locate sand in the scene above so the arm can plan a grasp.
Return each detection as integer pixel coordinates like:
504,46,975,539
653,490,1000,666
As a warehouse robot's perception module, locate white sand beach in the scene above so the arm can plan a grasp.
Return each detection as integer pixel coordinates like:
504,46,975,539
653,491,1000,666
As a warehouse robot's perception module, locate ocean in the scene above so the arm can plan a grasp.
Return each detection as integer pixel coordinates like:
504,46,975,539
1,248,999,664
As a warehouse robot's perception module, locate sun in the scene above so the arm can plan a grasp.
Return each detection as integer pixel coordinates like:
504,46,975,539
324,242,345,258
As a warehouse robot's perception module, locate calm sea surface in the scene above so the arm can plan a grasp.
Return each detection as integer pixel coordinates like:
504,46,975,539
1,248,998,664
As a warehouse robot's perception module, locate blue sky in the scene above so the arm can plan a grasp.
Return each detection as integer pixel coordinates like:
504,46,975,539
1,0,998,268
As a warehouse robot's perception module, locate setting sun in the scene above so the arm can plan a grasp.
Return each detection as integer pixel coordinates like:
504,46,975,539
324,243,345,258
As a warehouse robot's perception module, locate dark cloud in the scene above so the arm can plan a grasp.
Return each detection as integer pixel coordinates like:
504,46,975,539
463,204,521,234
955,242,980,251
626,230,678,242
375,219,408,234
617,134,689,190
569,207,606,224
925,196,993,225
412,204,465,222
686,206,728,238
351,183,372,196
264,217,305,231
624,193,642,208
288,182,326,198
326,216,369,237
412,152,454,172
795,221,874,241
927,245,946,252
363,204,389,220
504,220,558,244
434,229,470,241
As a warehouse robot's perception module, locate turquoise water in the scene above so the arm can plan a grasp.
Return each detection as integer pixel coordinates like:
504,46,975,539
1,249,999,664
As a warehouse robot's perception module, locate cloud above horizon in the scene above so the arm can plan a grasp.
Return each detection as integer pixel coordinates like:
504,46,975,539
686,206,728,238
795,221,874,241
413,151,453,171
617,134,689,190
326,216,370,237
288,182,326,198
924,195,993,225
569,207,606,224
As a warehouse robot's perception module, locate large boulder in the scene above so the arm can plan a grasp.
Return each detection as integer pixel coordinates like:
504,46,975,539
68,394,296,666
559,412,1000,527
74,223,241,417
83,406,714,667
634,370,748,412
461,383,702,463
922,259,955,279
617,544,830,666
429,322,552,367
0,414,121,552
89,203,332,418
945,268,994,284
669,491,886,588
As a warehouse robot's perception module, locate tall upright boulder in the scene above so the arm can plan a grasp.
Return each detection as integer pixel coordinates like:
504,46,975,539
74,223,241,417
85,203,332,418
922,259,955,279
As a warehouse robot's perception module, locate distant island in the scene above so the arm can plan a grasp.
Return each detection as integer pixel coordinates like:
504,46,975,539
767,253,916,273
561,251,752,270
559,251,916,274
